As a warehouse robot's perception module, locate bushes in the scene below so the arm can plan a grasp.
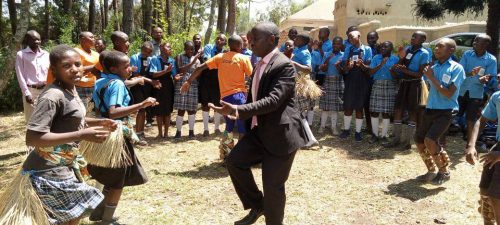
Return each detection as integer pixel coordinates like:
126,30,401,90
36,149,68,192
0,48,22,112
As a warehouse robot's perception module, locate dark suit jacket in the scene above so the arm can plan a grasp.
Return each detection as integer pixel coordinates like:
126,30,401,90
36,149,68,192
238,51,307,156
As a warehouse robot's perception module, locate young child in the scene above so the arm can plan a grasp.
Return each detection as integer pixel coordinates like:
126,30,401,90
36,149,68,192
339,30,372,142
173,41,201,139
129,41,154,140
415,38,465,185
88,50,156,225
21,45,114,225
95,38,106,53
291,34,313,113
360,41,399,143
181,34,253,159
149,43,177,138
318,36,344,135
283,40,294,59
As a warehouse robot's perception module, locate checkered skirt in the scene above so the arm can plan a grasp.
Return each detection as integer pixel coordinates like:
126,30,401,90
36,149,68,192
30,168,103,224
174,55,199,111
369,79,397,113
76,86,93,107
319,76,343,111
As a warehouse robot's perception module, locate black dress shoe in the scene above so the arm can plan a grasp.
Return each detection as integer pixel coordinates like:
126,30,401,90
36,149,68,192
234,208,264,225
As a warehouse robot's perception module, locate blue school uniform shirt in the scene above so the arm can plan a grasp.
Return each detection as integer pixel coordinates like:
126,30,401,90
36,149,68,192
292,45,312,66
369,54,399,80
322,51,344,76
279,42,286,52
149,56,177,77
129,53,151,75
482,91,500,141
343,39,351,53
311,51,324,75
316,39,333,55
342,44,372,63
459,50,498,99
203,44,224,60
403,46,431,73
426,57,466,110
241,48,253,58
93,73,131,115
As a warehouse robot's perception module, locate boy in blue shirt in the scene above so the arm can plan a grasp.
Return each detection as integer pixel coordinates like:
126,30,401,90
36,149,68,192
367,31,380,57
339,30,372,142
318,36,344,135
466,84,500,224
360,41,399,143
385,31,431,150
279,28,298,52
415,38,465,185
458,34,497,142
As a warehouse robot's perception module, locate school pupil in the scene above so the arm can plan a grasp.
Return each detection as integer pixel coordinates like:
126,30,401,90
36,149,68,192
181,35,253,159
88,50,155,225
291,33,313,112
279,28,298,52
22,45,115,225
359,41,399,143
339,30,372,142
149,43,177,138
95,38,107,53
318,36,344,135
283,40,294,59
174,41,201,139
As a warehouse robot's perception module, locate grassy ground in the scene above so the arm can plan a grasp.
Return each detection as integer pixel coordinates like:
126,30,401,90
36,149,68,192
0,111,486,225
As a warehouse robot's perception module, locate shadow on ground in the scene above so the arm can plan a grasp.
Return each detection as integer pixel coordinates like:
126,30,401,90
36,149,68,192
385,178,446,202
163,161,228,179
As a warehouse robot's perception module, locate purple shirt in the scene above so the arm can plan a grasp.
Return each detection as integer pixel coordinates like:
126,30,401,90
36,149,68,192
15,47,50,96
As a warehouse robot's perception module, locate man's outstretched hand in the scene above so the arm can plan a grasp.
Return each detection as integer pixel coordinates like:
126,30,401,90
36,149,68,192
209,101,238,120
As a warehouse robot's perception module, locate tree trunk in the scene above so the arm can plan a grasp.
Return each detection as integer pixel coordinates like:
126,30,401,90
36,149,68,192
44,0,49,41
182,0,188,30
486,0,500,57
1,0,29,91
226,0,236,35
7,0,16,35
187,0,195,32
0,0,3,47
89,0,96,33
143,0,152,33
114,0,121,31
103,0,109,28
63,0,72,12
216,0,226,33
122,0,134,35
204,0,216,45
165,0,172,35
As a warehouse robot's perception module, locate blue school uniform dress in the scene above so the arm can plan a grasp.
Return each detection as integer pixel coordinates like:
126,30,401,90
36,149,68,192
342,44,372,110
319,51,344,111
88,73,148,189
149,55,177,116
458,50,498,121
415,57,466,143
292,45,314,111
369,54,399,113
199,44,225,106
394,46,431,112
479,91,500,198
311,40,332,85
128,53,152,103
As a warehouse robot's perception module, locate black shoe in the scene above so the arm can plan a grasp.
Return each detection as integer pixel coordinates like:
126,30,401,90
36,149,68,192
174,131,181,139
431,172,450,185
234,208,264,225
203,130,209,137
415,171,436,182
188,130,195,138
369,135,378,144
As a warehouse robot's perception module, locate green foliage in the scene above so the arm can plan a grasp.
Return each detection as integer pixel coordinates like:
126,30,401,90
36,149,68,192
255,0,314,26
163,31,193,57
0,48,22,112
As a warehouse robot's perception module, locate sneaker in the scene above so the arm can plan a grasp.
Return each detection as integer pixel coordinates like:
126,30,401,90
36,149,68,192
339,130,350,139
355,132,362,142
188,130,195,138
214,129,221,135
203,130,209,137
318,127,325,134
416,171,437,182
431,172,450,185
174,131,181,139
369,135,378,144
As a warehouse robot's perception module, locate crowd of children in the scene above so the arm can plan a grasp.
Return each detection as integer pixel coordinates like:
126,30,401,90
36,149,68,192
7,24,500,224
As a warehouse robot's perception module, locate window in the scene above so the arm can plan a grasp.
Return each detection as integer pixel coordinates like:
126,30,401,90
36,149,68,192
451,34,476,47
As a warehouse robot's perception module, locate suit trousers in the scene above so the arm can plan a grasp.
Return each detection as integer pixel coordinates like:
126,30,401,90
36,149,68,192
22,87,44,123
225,127,297,225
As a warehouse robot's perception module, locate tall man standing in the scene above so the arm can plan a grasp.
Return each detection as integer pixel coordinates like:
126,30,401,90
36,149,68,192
211,22,307,225
15,30,50,122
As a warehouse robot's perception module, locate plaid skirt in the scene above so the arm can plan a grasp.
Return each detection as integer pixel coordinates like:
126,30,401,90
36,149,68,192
174,74,198,112
369,79,397,113
319,76,343,111
76,86,93,107
30,167,103,224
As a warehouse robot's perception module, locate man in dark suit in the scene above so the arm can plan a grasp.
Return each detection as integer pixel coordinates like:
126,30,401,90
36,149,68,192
210,22,307,225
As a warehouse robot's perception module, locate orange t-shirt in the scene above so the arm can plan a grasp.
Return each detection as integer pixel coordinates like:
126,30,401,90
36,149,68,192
74,47,100,87
206,51,253,98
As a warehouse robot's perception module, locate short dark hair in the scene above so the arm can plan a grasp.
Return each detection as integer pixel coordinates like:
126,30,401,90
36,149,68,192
49,44,79,66
228,35,242,46
102,50,129,72
319,27,330,36
332,36,343,43
254,22,280,46
296,34,311,44
142,41,153,49
111,31,128,45
184,40,194,48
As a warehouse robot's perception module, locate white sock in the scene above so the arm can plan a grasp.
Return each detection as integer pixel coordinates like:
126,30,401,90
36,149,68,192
214,112,221,130
355,118,363,133
188,114,195,130
202,111,209,131
381,118,390,137
176,115,183,131
320,111,328,128
344,115,352,130
330,111,338,128
307,110,314,125
371,117,379,137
